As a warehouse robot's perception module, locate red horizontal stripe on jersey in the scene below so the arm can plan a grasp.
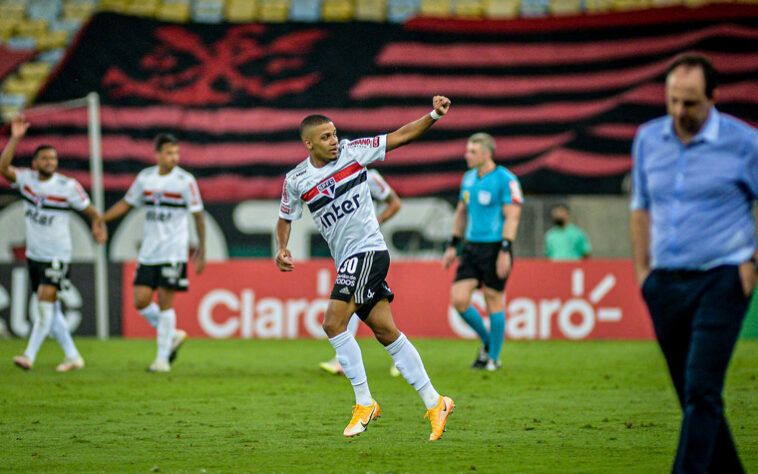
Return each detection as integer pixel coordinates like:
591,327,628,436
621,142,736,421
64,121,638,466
163,192,183,199
301,162,363,201
352,53,758,99
405,5,758,34
23,185,36,197
45,195,68,203
379,24,758,67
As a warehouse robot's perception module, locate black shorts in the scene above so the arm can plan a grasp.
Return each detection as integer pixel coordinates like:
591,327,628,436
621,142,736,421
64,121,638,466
28,258,71,291
330,250,395,321
134,262,189,291
454,242,508,291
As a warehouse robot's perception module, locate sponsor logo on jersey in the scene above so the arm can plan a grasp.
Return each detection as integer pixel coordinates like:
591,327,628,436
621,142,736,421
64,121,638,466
317,177,337,198
319,194,361,228
372,136,380,147
280,204,290,215
281,179,288,204
348,138,373,148
335,274,356,287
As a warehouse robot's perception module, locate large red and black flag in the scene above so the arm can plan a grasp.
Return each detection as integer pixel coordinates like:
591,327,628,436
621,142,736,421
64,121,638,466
12,5,758,202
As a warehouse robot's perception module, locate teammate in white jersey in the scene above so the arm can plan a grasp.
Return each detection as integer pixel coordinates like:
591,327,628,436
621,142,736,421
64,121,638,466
0,115,106,372
318,169,403,376
276,96,454,441
98,134,206,372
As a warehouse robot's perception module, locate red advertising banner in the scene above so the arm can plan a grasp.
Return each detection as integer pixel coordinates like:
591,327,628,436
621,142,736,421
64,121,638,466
122,259,654,340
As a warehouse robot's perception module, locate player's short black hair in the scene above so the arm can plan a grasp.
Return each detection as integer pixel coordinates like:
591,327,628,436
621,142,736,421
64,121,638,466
154,133,179,152
32,145,55,159
665,53,718,99
299,115,333,140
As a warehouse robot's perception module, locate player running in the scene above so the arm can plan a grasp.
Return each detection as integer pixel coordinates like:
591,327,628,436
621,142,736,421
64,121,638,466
276,96,454,440
0,115,106,371
319,168,403,377
97,134,205,372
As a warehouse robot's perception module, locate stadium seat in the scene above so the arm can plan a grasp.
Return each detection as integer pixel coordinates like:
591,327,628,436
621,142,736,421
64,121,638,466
226,0,258,21
322,0,355,21
290,0,321,22
0,3,26,22
99,0,128,13
193,0,225,23
583,0,614,12
1,105,22,121
521,0,549,15
612,0,650,10
483,0,520,17
2,74,42,101
157,2,191,22
5,36,37,50
36,30,70,50
650,0,681,5
549,0,582,14
420,0,452,16
62,1,97,20
27,0,62,22
36,47,66,65
0,93,27,108
15,19,49,38
0,20,19,41
355,0,386,21
125,0,159,17
454,0,484,17
19,61,52,80
259,0,290,22
387,0,419,22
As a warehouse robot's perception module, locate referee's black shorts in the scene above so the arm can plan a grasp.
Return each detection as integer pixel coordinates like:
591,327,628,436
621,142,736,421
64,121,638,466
454,241,508,291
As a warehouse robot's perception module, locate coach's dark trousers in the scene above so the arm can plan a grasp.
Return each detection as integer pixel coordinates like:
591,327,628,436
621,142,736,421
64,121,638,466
642,266,749,474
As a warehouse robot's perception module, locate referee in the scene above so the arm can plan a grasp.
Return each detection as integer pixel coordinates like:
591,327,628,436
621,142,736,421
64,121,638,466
630,53,758,473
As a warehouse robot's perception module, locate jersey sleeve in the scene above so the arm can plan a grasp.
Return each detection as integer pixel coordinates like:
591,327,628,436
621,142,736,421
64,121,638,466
67,178,91,211
578,228,592,256
501,173,524,205
184,174,204,213
124,173,144,207
10,168,29,189
279,175,303,221
367,169,392,201
344,135,387,167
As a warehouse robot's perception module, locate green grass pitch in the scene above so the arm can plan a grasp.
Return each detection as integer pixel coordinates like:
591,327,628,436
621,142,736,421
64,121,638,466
2,337,757,473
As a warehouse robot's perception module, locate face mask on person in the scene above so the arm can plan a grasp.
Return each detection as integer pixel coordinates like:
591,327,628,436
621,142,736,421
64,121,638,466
553,218,567,227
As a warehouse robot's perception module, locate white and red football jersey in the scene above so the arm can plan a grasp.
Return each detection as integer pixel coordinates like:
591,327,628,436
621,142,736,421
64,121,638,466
367,169,392,202
280,135,388,268
124,166,203,265
12,168,91,262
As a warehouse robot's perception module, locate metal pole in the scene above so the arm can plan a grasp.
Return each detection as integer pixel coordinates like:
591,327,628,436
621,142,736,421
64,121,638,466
87,92,109,340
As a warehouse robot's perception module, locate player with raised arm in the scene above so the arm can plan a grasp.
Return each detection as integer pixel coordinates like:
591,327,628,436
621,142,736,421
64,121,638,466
0,115,106,371
319,168,403,377
97,134,205,372
276,96,454,440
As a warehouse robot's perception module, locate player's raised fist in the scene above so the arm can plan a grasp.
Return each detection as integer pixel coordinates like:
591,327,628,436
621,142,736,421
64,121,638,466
276,248,295,272
9,115,29,138
432,96,451,117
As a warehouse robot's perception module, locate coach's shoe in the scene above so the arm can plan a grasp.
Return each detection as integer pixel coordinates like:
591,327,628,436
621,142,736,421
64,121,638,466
343,400,381,437
56,356,84,372
485,358,501,371
471,346,489,369
425,395,455,441
13,355,33,370
169,329,187,364
148,359,170,373
319,358,344,375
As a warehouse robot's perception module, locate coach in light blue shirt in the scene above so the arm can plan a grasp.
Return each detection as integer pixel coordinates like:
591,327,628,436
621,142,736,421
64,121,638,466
630,53,758,474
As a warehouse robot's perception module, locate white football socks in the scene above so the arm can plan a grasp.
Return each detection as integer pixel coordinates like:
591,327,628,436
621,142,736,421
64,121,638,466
347,314,360,336
385,332,440,409
156,308,176,362
138,302,160,329
329,330,373,406
50,301,80,359
24,300,55,363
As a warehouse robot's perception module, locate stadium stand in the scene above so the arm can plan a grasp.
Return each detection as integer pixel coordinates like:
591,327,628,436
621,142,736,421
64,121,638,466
0,0,755,119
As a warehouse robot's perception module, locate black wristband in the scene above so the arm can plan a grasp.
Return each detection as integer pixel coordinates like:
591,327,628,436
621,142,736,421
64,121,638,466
500,239,513,253
448,236,461,249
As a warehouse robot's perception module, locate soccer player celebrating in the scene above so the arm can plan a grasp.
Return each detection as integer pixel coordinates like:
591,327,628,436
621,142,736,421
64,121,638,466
318,168,403,377
0,115,106,371
97,134,205,372
442,132,523,371
276,96,454,440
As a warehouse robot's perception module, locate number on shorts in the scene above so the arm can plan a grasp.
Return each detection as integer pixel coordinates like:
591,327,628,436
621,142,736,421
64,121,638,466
339,257,358,274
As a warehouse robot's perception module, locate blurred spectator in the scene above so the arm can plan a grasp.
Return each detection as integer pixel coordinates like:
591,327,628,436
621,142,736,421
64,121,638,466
544,204,591,260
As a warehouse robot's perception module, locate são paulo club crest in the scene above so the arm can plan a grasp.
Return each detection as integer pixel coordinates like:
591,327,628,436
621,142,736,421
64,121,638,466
152,192,163,205
317,177,336,199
